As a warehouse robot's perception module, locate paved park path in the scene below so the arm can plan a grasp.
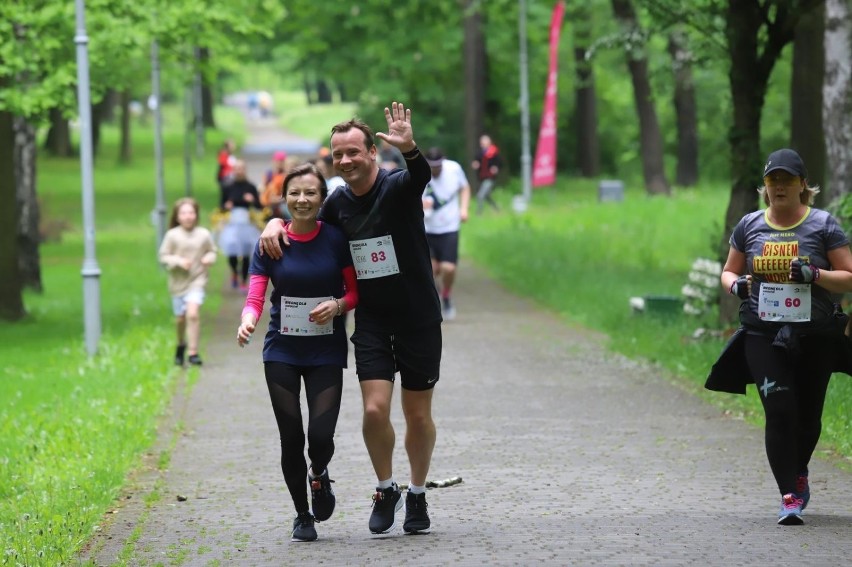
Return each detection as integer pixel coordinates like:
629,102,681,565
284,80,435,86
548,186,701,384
84,116,852,566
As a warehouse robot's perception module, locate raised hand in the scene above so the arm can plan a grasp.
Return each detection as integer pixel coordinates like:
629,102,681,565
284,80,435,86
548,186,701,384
376,101,415,152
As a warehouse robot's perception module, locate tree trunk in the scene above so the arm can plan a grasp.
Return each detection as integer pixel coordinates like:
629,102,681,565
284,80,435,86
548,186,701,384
572,5,600,177
668,28,699,186
198,47,216,128
13,116,42,293
823,0,852,203
611,0,670,195
463,0,487,181
0,108,25,320
791,2,826,205
316,79,332,103
44,107,73,157
119,89,132,163
91,98,106,159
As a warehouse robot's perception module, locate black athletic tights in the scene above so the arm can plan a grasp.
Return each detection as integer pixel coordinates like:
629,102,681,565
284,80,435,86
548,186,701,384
743,333,834,495
228,256,250,284
264,362,343,514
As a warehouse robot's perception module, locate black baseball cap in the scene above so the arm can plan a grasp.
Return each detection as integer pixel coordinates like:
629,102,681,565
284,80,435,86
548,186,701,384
763,148,807,179
425,147,444,167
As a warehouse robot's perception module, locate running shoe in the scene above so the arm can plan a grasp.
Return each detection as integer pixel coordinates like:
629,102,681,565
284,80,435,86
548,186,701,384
187,354,203,366
442,297,456,321
174,344,186,366
230,275,238,289
310,469,336,522
369,484,402,534
778,493,804,525
291,511,317,542
403,491,431,534
796,474,810,510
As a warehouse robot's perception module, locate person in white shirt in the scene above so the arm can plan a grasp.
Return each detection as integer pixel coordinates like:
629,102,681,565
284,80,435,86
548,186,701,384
422,147,471,320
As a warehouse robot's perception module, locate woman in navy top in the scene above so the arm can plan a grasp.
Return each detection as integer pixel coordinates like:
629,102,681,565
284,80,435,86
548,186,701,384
237,163,358,542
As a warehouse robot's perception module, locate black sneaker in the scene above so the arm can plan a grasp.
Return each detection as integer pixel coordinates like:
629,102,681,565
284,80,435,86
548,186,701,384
187,354,203,366
174,345,186,366
369,484,402,534
403,491,431,534
310,469,336,521
291,512,317,542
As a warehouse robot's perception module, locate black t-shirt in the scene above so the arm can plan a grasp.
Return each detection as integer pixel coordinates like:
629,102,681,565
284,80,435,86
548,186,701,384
319,153,441,332
222,180,261,209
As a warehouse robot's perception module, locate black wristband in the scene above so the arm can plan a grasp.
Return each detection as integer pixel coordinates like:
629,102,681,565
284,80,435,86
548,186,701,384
401,146,420,160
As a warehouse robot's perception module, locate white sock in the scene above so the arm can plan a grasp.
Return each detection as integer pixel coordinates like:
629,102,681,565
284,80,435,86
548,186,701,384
377,478,395,490
308,468,325,480
408,483,426,495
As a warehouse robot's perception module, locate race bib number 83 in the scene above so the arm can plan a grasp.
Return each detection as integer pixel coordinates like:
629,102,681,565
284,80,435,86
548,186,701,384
349,235,400,279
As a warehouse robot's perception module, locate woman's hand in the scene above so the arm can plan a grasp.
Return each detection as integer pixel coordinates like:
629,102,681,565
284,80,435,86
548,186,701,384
309,300,339,326
237,315,256,347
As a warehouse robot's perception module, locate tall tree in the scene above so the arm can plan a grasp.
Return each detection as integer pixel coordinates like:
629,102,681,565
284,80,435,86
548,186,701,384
0,104,25,321
463,0,487,179
572,4,601,177
791,2,826,205
823,0,852,203
611,0,671,195
668,27,699,186
13,116,41,292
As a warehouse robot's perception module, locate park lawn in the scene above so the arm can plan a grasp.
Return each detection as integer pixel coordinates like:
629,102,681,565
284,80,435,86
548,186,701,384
462,178,852,465
0,105,242,566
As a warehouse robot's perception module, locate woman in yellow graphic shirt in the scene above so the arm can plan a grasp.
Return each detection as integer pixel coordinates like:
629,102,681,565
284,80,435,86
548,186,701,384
708,148,852,525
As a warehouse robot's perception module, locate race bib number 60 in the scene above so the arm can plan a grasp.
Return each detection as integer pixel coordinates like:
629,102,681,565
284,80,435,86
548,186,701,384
758,283,811,322
349,235,400,279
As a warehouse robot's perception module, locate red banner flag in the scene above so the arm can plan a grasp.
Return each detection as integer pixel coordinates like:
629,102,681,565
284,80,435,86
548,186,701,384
532,0,565,188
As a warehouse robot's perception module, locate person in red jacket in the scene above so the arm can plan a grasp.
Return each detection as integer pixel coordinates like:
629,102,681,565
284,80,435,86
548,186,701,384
471,134,502,214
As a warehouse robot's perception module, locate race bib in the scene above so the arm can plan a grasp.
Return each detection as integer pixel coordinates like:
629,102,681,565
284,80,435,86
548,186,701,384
349,235,400,280
758,283,811,322
280,296,333,336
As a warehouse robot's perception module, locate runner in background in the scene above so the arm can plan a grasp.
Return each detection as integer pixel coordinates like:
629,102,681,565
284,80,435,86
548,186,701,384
422,147,470,321
471,134,501,214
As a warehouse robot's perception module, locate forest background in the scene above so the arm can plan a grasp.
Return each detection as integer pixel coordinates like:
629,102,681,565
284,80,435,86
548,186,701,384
1,0,851,564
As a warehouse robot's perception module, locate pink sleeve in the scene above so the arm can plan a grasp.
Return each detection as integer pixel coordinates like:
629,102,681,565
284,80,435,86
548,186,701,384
241,274,269,321
341,266,358,311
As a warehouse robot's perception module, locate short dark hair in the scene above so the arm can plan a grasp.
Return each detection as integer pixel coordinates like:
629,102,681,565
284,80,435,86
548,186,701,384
330,118,374,150
283,162,329,201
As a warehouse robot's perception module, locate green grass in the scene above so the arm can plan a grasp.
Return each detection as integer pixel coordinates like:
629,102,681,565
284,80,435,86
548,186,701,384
462,177,852,465
0,105,240,566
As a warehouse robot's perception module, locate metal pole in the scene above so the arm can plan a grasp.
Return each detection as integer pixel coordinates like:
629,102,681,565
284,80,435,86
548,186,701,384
194,47,205,158
183,84,193,196
151,39,167,247
74,0,101,357
518,0,532,205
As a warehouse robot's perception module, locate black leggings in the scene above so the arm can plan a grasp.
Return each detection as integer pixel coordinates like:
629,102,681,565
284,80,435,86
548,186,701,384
264,362,343,514
228,256,250,284
743,333,834,495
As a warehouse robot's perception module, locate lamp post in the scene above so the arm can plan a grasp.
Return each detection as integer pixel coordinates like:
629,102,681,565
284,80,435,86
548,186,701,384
151,39,167,247
516,0,532,212
74,0,102,356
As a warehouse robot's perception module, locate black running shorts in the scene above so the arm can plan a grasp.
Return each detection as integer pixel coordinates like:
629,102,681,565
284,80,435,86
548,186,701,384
351,323,442,391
